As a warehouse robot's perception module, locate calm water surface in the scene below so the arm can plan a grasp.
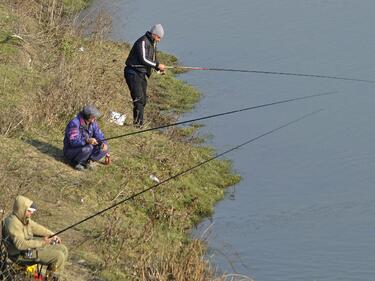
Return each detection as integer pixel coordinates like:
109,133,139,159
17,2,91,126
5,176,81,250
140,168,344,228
90,1,375,280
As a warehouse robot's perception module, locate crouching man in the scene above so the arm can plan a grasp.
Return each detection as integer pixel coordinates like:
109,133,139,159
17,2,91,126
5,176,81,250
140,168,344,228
63,105,109,171
2,196,68,281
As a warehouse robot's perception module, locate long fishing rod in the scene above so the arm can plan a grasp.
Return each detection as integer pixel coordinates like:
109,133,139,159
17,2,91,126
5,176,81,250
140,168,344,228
164,65,374,83
51,109,323,237
104,91,336,142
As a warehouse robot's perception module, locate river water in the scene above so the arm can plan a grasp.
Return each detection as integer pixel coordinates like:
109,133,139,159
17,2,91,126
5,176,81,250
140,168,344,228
89,1,375,280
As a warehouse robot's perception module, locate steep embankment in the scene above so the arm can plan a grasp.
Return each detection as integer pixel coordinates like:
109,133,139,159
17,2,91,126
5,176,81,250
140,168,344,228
0,1,239,280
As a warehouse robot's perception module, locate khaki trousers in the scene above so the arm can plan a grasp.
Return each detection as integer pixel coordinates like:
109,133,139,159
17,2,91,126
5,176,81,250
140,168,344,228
16,244,68,275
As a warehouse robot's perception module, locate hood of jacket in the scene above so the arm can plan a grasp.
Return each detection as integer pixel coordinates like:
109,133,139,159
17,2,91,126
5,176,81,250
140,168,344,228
13,195,33,225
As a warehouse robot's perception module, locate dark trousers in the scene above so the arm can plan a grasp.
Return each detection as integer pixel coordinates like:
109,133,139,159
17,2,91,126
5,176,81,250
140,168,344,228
63,144,107,165
124,68,148,125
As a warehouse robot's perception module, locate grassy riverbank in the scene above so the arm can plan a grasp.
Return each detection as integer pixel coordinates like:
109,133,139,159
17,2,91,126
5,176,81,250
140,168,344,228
0,1,240,280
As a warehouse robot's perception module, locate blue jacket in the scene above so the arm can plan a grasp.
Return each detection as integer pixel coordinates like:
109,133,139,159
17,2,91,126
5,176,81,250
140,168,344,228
63,113,107,150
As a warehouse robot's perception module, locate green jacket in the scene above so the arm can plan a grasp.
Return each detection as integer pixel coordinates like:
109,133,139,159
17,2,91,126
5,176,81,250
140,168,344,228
2,195,54,257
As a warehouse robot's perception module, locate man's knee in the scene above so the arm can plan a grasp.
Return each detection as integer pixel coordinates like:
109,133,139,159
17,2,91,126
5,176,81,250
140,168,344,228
133,100,144,110
82,145,94,154
62,244,68,257
39,245,68,267
61,245,68,262
64,145,93,162
55,244,68,260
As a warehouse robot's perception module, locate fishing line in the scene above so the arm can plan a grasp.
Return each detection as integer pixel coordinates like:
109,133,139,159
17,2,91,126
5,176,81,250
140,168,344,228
104,91,336,142
51,109,323,237
164,65,374,83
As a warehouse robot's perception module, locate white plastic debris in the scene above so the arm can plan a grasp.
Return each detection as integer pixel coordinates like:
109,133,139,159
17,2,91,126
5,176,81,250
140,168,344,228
79,46,84,52
149,174,160,183
11,34,24,40
109,111,126,126
80,198,84,203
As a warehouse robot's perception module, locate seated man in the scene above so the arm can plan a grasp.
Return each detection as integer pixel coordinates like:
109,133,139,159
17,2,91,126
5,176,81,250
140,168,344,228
63,105,109,171
2,196,68,281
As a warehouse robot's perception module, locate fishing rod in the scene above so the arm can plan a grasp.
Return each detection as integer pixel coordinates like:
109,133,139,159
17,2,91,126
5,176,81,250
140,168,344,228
164,65,374,83
51,109,323,237
104,91,336,142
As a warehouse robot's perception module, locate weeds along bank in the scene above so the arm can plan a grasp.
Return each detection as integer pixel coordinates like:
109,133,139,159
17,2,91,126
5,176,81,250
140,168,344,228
0,1,240,280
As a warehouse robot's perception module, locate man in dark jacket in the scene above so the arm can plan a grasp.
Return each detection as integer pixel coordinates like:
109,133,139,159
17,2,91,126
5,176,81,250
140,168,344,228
63,105,109,171
124,24,166,127
2,196,68,280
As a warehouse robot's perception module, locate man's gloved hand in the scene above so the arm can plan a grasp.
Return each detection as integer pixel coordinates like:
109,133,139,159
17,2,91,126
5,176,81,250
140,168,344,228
86,138,98,145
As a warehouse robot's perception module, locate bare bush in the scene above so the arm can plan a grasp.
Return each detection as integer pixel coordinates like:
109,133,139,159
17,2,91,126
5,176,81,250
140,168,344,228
9,0,64,27
89,11,112,43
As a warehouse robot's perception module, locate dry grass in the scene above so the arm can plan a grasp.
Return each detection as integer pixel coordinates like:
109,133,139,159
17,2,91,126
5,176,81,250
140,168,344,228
0,1,248,280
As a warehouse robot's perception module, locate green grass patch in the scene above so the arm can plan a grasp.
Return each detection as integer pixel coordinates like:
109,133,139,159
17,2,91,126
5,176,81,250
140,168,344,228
151,72,201,113
0,1,241,280
0,4,19,59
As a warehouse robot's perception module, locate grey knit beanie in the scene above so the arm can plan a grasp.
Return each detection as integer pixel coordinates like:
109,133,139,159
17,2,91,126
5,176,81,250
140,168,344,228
149,24,164,38
82,105,101,119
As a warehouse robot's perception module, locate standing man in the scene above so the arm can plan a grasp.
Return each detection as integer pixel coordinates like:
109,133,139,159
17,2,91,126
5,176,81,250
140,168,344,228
63,105,109,171
2,195,68,281
124,24,166,127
